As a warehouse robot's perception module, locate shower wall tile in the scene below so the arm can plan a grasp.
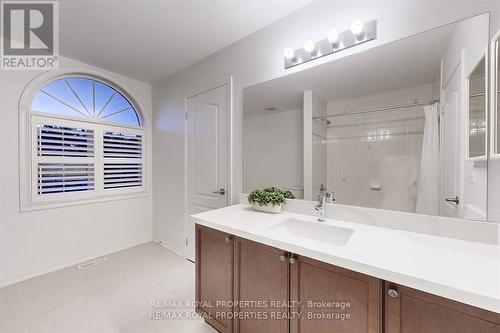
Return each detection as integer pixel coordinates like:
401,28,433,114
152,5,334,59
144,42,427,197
325,83,431,213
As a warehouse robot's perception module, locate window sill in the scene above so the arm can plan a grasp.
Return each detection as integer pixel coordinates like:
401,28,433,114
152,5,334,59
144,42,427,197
20,191,151,212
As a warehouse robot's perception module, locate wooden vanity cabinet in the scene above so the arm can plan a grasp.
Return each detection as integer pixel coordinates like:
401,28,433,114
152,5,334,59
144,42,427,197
195,225,234,333
289,255,382,333
384,282,500,333
233,237,290,333
196,224,500,333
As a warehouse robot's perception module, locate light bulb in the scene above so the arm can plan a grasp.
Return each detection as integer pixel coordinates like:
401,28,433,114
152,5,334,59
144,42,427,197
283,47,296,61
327,28,339,47
303,40,316,55
351,20,365,40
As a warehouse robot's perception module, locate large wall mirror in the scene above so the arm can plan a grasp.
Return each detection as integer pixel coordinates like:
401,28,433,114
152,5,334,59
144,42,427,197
243,13,491,221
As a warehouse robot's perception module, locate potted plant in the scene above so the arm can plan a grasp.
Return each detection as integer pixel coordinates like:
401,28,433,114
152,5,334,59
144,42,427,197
247,187,295,213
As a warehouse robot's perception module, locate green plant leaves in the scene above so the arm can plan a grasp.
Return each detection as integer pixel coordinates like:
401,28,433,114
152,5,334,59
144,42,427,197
248,187,296,207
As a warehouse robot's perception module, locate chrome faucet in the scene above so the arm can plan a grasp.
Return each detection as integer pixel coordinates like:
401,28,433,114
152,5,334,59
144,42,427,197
315,192,335,222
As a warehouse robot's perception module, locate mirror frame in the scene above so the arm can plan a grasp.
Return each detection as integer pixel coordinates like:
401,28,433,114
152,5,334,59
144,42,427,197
465,47,488,162
491,30,500,160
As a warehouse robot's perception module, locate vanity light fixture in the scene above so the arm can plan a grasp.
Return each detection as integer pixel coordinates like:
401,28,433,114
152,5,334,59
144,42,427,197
284,19,377,69
283,47,297,62
303,40,317,55
327,29,340,48
350,20,365,41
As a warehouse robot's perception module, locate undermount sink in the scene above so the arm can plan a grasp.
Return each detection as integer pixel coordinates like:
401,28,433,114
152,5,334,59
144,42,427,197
268,218,354,247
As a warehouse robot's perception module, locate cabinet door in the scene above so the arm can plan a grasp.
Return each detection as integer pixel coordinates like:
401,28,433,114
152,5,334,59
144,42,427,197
195,225,233,333
385,282,500,333
290,255,382,333
233,237,289,333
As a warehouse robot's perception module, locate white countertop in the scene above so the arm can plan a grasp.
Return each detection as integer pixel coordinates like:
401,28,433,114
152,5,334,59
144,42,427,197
192,204,500,314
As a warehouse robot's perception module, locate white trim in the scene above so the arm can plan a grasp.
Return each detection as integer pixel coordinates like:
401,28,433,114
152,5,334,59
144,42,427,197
153,238,185,258
490,154,500,160
19,69,150,211
0,239,151,288
464,47,488,162
303,90,313,201
459,50,466,218
228,76,234,205
24,192,150,212
29,110,143,130
490,29,500,159
183,94,189,259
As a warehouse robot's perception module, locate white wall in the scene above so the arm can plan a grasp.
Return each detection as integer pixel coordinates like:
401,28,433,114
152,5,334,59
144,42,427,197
153,0,500,255
243,109,303,193
0,56,153,286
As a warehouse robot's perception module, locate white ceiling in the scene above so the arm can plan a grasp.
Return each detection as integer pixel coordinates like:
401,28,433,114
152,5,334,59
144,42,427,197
59,0,312,83
243,23,454,115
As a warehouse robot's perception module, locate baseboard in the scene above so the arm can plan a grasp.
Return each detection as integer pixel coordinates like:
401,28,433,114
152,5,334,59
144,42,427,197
153,237,185,258
0,238,151,289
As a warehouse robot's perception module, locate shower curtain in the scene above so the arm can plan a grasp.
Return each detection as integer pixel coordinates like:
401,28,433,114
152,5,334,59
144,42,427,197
416,103,440,215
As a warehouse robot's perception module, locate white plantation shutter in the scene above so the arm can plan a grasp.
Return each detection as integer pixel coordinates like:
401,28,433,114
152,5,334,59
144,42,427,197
37,163,95,194
32,116,96,203
102,127,145,192
37,125,94,157
30,116,145,205
104,163,143,189
103,132,142,158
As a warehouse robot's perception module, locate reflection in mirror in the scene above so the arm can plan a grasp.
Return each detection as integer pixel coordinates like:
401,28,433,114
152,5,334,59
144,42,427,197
243,14,489,221
467,56,487,159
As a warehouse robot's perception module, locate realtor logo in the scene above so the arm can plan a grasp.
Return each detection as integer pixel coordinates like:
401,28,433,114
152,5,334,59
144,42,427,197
1,1,58,70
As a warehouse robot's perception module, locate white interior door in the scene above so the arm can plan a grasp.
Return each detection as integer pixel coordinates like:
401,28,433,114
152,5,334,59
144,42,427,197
186,85,229,261
441,63,462,218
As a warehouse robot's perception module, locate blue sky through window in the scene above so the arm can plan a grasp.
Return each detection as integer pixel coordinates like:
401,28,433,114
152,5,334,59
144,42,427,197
31,77,140,126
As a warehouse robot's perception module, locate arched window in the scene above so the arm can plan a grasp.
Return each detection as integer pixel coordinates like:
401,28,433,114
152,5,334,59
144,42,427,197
23,75,146,209
31,77,141,126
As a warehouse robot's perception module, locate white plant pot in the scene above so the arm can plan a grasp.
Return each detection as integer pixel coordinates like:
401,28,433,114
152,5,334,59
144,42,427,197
250,203,282,213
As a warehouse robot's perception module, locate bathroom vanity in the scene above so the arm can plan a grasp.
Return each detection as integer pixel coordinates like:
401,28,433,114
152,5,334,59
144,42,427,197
190,11,500,333
193,204,500,333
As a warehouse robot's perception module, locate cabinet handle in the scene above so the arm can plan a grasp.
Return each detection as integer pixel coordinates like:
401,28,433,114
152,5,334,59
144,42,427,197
289,257,296,265
280,255,287,262
224,236,231,243
388,289,399,299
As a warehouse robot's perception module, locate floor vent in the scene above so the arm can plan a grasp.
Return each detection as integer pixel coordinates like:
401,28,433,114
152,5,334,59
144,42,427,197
75,257,108,270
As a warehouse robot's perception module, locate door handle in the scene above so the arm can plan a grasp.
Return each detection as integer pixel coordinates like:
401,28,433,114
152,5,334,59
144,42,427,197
445,196,459,205
212,188,226,195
